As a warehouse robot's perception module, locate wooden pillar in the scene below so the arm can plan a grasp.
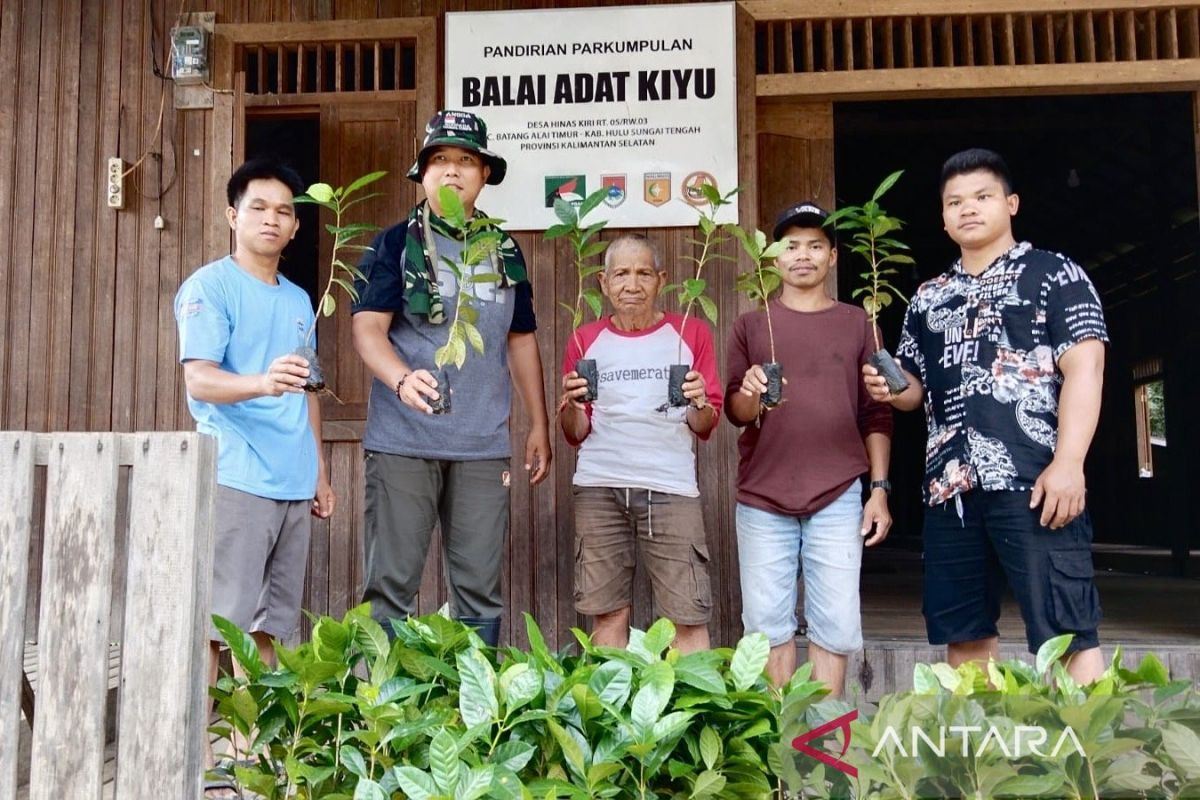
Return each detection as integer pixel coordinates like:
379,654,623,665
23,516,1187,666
1172,91,1200,576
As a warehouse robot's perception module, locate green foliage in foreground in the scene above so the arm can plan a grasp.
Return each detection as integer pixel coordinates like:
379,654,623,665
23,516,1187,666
211,610,1198,799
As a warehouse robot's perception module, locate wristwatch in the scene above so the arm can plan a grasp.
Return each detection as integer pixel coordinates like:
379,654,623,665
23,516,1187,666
870,479,892,494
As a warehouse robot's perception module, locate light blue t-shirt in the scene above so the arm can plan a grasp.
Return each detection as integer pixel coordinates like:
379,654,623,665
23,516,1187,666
174,256,317,500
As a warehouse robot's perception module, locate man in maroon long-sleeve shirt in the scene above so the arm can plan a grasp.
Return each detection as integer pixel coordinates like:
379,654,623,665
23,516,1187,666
725,201,894,693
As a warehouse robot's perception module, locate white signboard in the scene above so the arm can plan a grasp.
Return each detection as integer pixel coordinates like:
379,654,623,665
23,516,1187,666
445,3,739,230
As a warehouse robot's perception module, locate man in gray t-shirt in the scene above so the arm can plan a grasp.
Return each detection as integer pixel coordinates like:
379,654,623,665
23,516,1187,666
350,110,551,646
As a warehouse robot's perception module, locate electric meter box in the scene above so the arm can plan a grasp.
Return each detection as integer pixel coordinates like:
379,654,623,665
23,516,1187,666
171,25,209,85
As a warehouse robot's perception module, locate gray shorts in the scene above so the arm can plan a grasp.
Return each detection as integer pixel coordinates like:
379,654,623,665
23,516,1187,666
209,485,312,642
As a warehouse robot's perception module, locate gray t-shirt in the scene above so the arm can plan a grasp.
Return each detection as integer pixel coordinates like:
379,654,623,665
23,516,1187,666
355,228,532,460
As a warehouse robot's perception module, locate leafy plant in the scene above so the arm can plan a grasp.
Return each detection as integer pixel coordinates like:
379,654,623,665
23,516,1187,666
210,607,800,799
838,635,1200,800
544,187,611,350
293,171,387,349
665,184,740,363
430,185,504,371
211,608,1197,800
825,170,913,353
729,227,789,365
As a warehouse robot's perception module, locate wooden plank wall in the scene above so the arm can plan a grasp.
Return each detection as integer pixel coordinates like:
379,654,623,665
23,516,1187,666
0,0,762,650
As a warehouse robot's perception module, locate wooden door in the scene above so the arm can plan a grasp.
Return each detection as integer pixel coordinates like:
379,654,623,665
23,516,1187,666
317,101,417,430
757,101,836,293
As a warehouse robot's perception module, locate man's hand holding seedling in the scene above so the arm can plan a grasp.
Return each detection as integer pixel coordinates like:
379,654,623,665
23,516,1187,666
394,368,443,415
561,371,592,411
261,354,311,397
862,360,923,411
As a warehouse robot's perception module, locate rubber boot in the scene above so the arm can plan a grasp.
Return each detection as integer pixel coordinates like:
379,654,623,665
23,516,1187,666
458,616,501,648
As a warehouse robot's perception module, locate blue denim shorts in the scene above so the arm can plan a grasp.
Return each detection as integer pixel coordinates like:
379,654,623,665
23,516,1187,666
922,489,1102,654
735,483,864,654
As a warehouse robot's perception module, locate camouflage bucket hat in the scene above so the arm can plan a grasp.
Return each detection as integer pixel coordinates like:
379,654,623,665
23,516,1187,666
406,109,507,186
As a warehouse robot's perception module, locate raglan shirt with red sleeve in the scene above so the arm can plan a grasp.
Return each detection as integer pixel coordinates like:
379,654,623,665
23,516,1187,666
562,313,722,497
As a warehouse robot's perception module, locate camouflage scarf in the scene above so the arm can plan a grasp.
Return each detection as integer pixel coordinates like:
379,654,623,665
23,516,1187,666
401,200,527,324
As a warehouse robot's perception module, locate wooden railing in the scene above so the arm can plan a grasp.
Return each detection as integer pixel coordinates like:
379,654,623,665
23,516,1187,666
742,1,1200,97
0,432,216,800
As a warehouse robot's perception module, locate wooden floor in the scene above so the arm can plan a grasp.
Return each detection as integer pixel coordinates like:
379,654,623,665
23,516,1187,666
806,549,1200,701
854,549,1200,644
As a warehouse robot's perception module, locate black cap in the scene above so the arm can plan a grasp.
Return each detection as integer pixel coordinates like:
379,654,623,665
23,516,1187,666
407,109,507,186
772,201,835,244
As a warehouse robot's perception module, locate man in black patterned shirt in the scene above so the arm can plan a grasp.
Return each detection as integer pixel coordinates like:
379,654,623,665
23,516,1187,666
864,148,1108,683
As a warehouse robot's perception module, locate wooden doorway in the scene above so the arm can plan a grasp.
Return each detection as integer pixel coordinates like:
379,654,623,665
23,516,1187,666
211,19,436,633
743,1,1200,579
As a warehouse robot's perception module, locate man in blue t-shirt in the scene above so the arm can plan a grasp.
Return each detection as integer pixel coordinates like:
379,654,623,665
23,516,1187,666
864,149,1108,684
350,110,551,647
174,158,335,784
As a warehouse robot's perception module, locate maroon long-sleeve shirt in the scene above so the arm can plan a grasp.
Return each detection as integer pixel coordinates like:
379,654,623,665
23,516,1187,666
724,300,893,517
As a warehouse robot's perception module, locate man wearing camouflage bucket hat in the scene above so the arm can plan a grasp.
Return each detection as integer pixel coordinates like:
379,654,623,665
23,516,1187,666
351,110,551,646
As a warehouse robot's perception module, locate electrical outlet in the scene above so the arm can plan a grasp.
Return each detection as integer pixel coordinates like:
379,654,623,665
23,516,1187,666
106,157,124,209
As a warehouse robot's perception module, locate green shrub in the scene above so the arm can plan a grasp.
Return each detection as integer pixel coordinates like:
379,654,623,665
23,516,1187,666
211,612,1198,799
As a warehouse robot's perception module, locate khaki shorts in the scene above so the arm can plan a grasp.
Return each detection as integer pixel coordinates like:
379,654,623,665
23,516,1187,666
210,485,311,642
572,487,712,625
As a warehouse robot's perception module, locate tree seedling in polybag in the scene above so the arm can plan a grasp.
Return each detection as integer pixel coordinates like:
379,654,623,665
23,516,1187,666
544,187,610,402
292,170,386,392
824,170,912,394
730,226,790,407
426,185,505,414
663,184,739,408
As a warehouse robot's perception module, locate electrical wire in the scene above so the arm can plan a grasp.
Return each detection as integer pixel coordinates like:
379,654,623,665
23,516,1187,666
120,0,189,182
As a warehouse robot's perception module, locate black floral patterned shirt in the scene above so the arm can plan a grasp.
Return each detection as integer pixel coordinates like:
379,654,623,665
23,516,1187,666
897,242,1109,506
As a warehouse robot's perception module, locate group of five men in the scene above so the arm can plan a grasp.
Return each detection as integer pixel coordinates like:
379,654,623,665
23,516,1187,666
176,109,1107,784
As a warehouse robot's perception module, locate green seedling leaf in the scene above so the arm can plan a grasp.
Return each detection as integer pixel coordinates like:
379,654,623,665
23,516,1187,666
353,779,389,800
588,660,634,709
548,720,587,780
545,222,574,240
871,170,904,201
1133,652,1170,686
457,648,499,727
1163,722,1200,780
631,661,675,730
344,170,387,196
699,726,722,770
213,615,265,680
730,633,770,690
1036,634,1073,676
691,769,727,798
492,740,538,773
643,618,677,656
438,186,469,228
553,197,578,226
466,323,485,355
430,728,460,794
582,288,604,319
500,662,543,711
674,653,726,695
393,766,438,800
305,183,335,203
578,186,610,220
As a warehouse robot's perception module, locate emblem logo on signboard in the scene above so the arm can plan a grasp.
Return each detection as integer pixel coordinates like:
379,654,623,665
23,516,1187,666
545,175,586,208
601,175,627,208
644,172,671,206
682,171,718,207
